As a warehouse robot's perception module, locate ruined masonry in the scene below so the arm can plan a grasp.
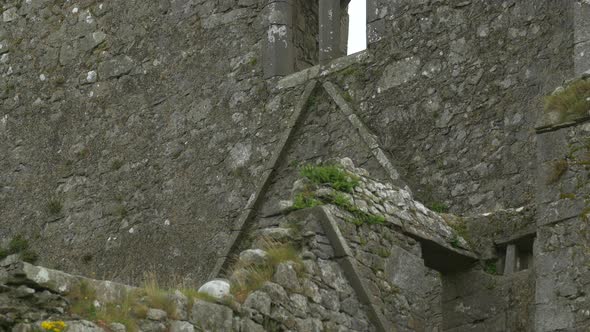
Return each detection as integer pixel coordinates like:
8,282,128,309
1,0,590,331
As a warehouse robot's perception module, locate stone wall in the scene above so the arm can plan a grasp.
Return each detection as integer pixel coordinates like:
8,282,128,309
293,0,319,71
442,268,534,331
1,0,589,306
333,208,443,331
350,0,578,214
535,117,590,331
227,157,478,331
0,0,317,285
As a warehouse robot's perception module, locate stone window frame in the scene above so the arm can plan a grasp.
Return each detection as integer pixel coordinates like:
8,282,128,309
263,0,354,78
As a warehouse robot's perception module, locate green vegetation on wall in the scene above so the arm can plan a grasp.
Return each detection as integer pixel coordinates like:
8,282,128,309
300,164,360,193
0,235,38,263
544,79,590,123
293,164,385,226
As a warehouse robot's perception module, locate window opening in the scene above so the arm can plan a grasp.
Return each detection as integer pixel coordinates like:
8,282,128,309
347,0,367,54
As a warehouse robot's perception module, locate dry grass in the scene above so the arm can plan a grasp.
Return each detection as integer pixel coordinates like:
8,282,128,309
230,264,275,303
545,79,590,123
67,274,182,331
68,281,143,332
547,159,569,184
230,238,303,303
140,272,179,319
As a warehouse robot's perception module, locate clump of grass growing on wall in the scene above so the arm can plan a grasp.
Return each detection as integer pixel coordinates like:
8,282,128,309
292,192,323,210
484,261,498,275
446,218,472,249
47,198,63,215
230,239,303,303
68,281,145,332
67,275,185,332
300,164,359,193
545,79,590,123
0,235,38,263
547,159,568,184
140,273,179,319
430,202,450,213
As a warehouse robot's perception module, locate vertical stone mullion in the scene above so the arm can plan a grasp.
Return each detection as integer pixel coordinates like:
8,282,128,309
574,1,590,75
319,0,342,63
263,0,294,78
504,244,518,275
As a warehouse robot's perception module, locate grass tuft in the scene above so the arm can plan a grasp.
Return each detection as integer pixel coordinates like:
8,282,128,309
484,261,498,275
0,235,39,263
8,235,29,253
47,199,63,215
230,239,302,303
300,164,359,193
545,79,590,123
140,273,178,319
547,159,568,184
430,202,450,213
20,249,39,263
230,265,274,304
292,192,323,210
67,276,180,332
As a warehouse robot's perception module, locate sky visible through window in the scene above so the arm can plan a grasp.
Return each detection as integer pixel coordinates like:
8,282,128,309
347,0,367,54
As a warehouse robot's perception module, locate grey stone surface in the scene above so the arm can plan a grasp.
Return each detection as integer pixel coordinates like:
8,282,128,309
169,321,195,332
273,262,301,292
239,249,269,266
61,321,104,332
146,308,167,321
189,300,233,332
109,323,126,332
319,0,343,63
197,279,231,301
1,0,589,331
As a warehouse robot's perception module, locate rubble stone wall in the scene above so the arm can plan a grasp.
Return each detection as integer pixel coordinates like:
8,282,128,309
0,0,588,308
353,0,577,214
535,118,590,331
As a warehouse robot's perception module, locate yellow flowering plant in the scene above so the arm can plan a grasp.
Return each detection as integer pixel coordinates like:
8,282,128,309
40,321,67,332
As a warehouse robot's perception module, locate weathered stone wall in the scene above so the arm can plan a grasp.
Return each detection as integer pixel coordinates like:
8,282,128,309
0,0,319,285
1,0,588,309
535,118,590,331
442,268,534,331
349,0,577,214
293,0,319,71
334,210,443,331
244,158,477,331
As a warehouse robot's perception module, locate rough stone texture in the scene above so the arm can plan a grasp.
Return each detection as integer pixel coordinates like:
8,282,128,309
357,0,578,215
189,300,234,332
197,279,231,301
0,0,318,285
1,0,590,331
534,119,590,331
0,0,586,288
442,269,535,331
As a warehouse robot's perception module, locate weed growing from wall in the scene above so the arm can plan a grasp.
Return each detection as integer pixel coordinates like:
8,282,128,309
300,164,359,193
429,202,450,213
0,235,38,263
545,79,590,123
547,159,569,184
230,239,303,303
47,198,63,215
67,275,185,332
293,164,385,226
